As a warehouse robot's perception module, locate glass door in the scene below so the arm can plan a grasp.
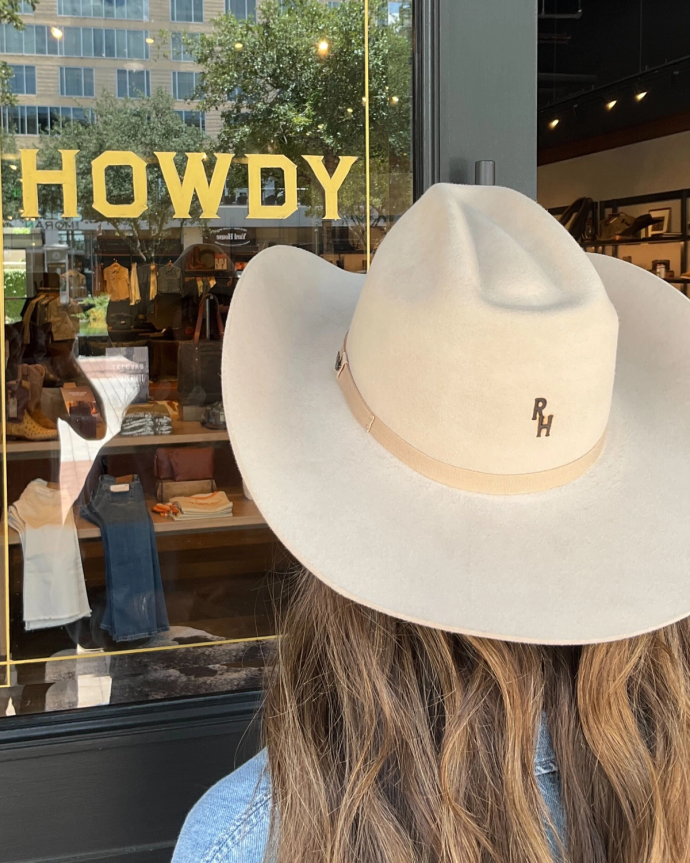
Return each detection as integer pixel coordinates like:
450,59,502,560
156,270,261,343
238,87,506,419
0,0,413,716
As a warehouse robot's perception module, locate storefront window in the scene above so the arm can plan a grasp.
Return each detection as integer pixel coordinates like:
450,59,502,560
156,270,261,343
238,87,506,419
0,0,412,715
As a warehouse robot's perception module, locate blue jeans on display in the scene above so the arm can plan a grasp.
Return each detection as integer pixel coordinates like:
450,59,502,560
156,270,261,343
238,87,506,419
81,475,169,642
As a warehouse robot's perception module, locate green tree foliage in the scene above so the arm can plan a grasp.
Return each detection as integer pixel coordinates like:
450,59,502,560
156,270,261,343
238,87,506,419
192,0,412,240
1,130,23,219
35,89,215,260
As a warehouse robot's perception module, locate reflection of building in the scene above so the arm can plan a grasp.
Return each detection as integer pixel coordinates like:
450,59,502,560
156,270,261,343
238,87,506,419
0,0,228,137
0,0,344,138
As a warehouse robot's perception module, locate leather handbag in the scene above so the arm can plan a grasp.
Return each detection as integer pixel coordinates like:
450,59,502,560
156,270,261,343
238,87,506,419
156,478,216,502
177,293,225,406
154,446,215,481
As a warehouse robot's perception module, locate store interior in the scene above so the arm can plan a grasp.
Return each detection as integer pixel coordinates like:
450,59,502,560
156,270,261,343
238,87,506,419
537,0,690,291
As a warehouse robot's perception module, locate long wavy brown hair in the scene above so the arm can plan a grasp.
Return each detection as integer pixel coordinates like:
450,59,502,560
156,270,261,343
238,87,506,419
263,569,690,863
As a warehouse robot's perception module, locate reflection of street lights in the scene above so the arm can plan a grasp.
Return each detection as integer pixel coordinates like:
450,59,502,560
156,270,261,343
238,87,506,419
391,95,399,104
234,41,243,50
317,39,329,55
51,26,63,38
145,36,154,44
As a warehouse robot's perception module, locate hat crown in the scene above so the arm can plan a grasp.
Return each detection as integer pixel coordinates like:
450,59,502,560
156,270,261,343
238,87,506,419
347,183,619,475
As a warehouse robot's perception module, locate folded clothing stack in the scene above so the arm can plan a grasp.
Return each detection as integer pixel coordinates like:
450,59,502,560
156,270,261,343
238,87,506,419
120,403,173,437
168,491,233,521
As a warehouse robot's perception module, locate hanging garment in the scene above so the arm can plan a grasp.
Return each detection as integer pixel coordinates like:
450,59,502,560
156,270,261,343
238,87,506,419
103,262,130,302
129,263,141,305
136,263,158,307
47,296,80,341
8,479,91,631
80,475,169,642
92,263,105,297
149,264,158,301
21,297,42,344
195,276,217,296
157,262,183,294
60,269,87,299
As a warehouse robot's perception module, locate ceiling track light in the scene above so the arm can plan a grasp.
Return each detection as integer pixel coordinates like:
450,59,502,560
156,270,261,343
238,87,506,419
635,91,647,101
605,99,617,110
548,118,559,129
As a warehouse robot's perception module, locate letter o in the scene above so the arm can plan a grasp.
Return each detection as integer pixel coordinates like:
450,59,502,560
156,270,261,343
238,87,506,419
92,150,148,218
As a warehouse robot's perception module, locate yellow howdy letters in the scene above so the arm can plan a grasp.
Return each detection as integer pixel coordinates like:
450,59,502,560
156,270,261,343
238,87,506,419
19,149,358,220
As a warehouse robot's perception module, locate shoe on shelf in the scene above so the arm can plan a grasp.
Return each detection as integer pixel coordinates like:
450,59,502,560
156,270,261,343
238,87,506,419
6,413,59,441
29,408,57,430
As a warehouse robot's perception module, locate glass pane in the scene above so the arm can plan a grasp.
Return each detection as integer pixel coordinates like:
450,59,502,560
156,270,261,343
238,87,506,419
115,28,126,57
63,28,81,57
63,67,83,96
0,0,413,715
5,26,24,54
83,67,94,96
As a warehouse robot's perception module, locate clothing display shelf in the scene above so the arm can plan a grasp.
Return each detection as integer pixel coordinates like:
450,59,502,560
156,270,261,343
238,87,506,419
5,420,228,460
549,187,690,295
5,490,264,546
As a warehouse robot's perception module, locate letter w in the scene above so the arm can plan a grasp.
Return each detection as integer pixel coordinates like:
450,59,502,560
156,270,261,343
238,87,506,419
155,152,234,219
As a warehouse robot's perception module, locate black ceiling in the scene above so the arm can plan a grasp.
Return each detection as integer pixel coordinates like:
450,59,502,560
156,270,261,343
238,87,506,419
537,0,690,157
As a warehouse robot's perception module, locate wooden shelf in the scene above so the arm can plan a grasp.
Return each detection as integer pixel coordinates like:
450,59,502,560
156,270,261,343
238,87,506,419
5,420,228,459
586,235,687,247
6,490,265,546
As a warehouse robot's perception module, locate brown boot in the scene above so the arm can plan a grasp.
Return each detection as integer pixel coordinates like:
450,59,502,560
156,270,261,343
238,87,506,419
29,408,57,430
20,364,57,429
20,363,43,412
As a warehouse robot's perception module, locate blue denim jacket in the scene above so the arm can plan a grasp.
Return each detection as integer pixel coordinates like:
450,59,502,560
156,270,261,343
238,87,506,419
173,716,566,863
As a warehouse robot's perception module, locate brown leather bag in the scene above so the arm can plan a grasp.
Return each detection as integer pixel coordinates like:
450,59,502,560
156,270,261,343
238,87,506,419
177,293,225,406
154,446,215,481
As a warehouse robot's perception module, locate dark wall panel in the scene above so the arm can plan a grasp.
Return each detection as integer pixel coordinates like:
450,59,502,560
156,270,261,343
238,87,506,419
0,694,261,863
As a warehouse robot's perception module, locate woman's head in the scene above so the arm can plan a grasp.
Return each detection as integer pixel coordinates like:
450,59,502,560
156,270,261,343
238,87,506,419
264,569,690,863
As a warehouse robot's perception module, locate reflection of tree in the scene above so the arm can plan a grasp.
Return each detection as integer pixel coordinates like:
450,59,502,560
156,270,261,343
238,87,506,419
2,130,23,220
193,0,412,246
37,89,214,261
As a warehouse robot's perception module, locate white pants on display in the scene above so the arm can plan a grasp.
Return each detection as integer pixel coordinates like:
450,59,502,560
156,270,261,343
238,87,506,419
8,479,91,630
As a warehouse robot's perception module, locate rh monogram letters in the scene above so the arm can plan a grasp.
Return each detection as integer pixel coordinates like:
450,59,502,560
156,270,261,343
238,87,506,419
532,397,553,438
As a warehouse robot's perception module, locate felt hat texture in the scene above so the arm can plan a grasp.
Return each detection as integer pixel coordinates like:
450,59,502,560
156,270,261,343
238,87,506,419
221,183,690,645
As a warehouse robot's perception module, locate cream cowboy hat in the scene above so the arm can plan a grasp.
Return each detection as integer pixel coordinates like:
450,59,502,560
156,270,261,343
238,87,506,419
221,183,690,645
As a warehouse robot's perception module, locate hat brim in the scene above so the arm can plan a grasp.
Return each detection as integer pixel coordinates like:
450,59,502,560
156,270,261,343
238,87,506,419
223,246,690,645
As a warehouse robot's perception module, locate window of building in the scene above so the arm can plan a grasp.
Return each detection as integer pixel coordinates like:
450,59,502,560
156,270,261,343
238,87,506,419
0,24,149,58
170,0,202,22
59,66,95,97
226,0,255,19
8,64,36,94
58,0,149,20
19,1,34,12
116,67,150,97
171,70,200,100
0,104,94,134
175,108,204,129
170,31,199,62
